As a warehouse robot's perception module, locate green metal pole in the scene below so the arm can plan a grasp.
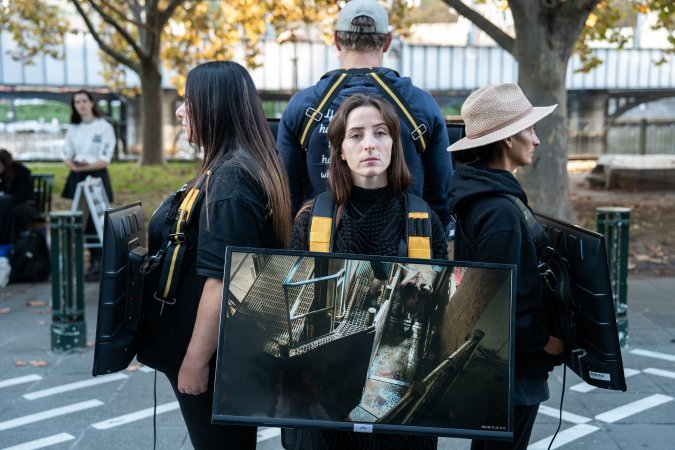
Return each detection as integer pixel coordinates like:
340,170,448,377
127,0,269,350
50,211,86,352
596,207,631,348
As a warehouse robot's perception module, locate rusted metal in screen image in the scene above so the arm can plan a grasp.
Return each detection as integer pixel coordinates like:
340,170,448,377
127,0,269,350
213,249,515,440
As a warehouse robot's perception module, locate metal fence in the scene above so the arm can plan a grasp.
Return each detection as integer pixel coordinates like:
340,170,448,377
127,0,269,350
568,118,675,157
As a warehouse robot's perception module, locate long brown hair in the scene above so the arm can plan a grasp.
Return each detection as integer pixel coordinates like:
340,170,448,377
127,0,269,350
183,61,291,245
326,93,410,213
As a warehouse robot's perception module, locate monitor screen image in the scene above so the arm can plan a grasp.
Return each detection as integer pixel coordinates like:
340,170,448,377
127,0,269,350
93,202,147,376
213,248,516,440
535,213,627,391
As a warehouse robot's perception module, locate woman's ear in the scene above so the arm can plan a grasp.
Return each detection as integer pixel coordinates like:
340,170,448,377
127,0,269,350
340,150,346,161
504,137,513,148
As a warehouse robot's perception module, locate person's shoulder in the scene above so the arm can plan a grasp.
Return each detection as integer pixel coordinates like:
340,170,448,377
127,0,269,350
286,82,323,108
210,159,261,197
94,118,114,129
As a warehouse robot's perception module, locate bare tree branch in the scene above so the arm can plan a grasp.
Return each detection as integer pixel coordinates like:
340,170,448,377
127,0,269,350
69,0,141,72
158,0,184,28
97,0,151,31
442,0,515,56
82,0,147,60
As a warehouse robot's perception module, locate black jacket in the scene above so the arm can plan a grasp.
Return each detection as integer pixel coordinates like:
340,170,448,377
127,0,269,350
449,163,555,379
1,163,34,204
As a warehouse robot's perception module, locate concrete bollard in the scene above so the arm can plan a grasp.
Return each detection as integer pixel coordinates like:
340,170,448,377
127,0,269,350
596,207,631,348
49,211,86,352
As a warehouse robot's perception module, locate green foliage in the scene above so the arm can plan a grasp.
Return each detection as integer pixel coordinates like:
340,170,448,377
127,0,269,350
0,101,70,123
0,1,69,63
26,161,201,226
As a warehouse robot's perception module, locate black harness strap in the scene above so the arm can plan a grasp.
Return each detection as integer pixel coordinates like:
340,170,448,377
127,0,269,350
298,69,429,155
367,71,428,155
308,191,337,253
298,72,353,150
309,192,432,259
154,172,209,314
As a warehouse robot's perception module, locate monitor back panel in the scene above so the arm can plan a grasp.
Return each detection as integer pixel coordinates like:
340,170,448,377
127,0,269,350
536,213,627,391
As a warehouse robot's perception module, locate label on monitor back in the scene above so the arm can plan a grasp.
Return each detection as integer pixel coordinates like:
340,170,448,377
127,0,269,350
353,424,373,433
589,370,611,381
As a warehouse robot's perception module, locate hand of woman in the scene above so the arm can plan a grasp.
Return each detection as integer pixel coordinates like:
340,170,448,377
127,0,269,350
543,335,565,356
177,353,210,395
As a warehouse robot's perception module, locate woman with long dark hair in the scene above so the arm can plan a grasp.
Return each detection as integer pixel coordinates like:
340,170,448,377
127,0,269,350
136,61,291,450
62,89,116,280
288,94,446,449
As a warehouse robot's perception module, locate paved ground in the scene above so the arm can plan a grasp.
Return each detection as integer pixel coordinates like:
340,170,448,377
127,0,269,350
1,275,674,449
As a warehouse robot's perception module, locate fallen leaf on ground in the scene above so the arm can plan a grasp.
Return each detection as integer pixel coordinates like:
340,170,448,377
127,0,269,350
0,307,11,314
86,341,94,348
37,320,46,325
29,360,49,367
127,363,142,372
26,300,47,308
15,360,27,367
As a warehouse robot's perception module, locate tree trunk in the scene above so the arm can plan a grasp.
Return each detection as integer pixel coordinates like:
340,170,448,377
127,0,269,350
516,55,574,219
139,65,164,165
508,0,598,220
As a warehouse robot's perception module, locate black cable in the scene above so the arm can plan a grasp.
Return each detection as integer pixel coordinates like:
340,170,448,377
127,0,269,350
153,370,157,450
548,365,567,450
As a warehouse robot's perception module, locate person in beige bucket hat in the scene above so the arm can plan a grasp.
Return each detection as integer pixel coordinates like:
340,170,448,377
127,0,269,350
448,84,565,450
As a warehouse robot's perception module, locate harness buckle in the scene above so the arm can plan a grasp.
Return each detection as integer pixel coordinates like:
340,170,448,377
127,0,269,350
410,124,428,141
304,107,323,122
538,262,558,291
168,232,186,243
139,251,163,275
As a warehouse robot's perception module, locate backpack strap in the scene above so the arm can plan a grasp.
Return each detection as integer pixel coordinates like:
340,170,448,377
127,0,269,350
367,70,428,155
298,69,429,155
154,171,209,313
501,194,550,258
308,191,336,253
401,193,432,259
298,70,353,150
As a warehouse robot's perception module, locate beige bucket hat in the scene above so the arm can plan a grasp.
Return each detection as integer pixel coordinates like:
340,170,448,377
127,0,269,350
447,83,557,152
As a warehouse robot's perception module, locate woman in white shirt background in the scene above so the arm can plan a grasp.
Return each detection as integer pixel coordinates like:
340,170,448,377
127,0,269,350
61,89,116,281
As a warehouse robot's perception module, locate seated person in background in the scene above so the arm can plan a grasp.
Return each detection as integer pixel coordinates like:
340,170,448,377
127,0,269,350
0,149,37,244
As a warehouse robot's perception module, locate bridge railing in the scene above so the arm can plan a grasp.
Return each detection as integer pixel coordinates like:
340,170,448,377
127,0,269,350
2,30,674,91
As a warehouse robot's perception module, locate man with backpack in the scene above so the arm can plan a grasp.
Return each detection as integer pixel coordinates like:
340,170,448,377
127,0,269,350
277,0,453,230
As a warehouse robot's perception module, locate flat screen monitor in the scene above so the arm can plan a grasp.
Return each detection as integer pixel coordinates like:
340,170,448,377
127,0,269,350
213,248,516,440
93,203,147,376
535,213,627,391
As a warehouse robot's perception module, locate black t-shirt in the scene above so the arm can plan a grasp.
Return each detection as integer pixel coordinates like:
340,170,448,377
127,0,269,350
137,161,282,375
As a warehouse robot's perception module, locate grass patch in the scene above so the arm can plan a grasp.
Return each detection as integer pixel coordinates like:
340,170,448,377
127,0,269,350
27,161,201,226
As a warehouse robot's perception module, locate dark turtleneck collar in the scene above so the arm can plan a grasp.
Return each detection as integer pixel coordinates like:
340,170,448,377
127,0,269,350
349,185,389,218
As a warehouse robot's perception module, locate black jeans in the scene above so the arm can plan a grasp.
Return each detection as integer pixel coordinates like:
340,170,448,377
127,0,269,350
470,404,540,450
165,371,257,450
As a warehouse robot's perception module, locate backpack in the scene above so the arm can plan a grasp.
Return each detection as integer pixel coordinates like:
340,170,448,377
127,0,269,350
298,68,429,155
309,191,433,259
10,229,51,282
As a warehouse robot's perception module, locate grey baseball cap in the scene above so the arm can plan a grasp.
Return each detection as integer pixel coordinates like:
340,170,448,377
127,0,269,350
335,0,389,34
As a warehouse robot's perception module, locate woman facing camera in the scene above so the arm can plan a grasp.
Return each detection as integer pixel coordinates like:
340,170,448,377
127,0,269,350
61,89,116,280
136,61,292,450
288,93,446,450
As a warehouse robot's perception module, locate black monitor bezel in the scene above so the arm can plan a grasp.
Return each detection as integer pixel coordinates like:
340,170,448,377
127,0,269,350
212,246,517,440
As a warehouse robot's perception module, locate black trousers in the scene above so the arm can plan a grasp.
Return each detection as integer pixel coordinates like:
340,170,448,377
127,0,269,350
470,404,540,450
165,371,257,450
